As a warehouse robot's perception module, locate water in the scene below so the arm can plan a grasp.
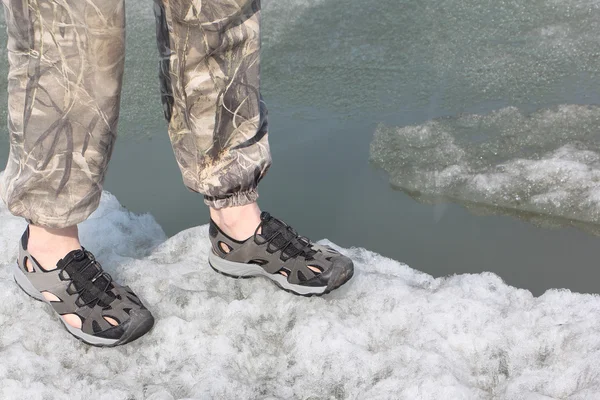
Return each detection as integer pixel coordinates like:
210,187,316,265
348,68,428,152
1,0,600,296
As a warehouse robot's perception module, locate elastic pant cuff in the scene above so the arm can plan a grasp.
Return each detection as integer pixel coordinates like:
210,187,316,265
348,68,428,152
7,199,99,229
204,189,260,209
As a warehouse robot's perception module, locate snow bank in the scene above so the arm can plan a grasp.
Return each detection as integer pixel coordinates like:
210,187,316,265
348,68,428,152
2,191,600,399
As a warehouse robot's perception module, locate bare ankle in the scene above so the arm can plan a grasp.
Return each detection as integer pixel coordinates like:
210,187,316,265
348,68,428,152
27,225,81,270
210,203,262,241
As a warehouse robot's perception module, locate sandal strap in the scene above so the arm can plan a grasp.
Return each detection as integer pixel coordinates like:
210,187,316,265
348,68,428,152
58,249,116,307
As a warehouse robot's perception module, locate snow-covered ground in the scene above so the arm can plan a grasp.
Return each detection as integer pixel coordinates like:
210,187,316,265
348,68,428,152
2,192,600,399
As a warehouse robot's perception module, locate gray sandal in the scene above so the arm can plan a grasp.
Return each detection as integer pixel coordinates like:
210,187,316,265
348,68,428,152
13,227,154,347
209,212,354,296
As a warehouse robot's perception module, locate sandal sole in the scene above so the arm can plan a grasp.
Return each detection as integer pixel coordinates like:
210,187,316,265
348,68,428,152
208,252,354,297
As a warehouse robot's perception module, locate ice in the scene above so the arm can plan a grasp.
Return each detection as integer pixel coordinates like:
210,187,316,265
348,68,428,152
2,190,600,399
371,105,600,230
261,0,600,114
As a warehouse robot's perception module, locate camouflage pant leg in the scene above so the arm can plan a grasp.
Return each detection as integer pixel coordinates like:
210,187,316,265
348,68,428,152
0,0,126,228
0,0,271,229
154,0,271,209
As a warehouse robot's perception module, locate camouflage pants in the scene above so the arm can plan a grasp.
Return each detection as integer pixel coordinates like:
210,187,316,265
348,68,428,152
0,0,271,228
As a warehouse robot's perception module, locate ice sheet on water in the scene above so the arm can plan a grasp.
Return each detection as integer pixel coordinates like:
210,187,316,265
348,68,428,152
371,105,600,230
261,0,600,113
2,190,600,399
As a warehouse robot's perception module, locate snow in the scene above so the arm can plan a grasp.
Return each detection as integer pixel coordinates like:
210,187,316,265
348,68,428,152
2,191,600,399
